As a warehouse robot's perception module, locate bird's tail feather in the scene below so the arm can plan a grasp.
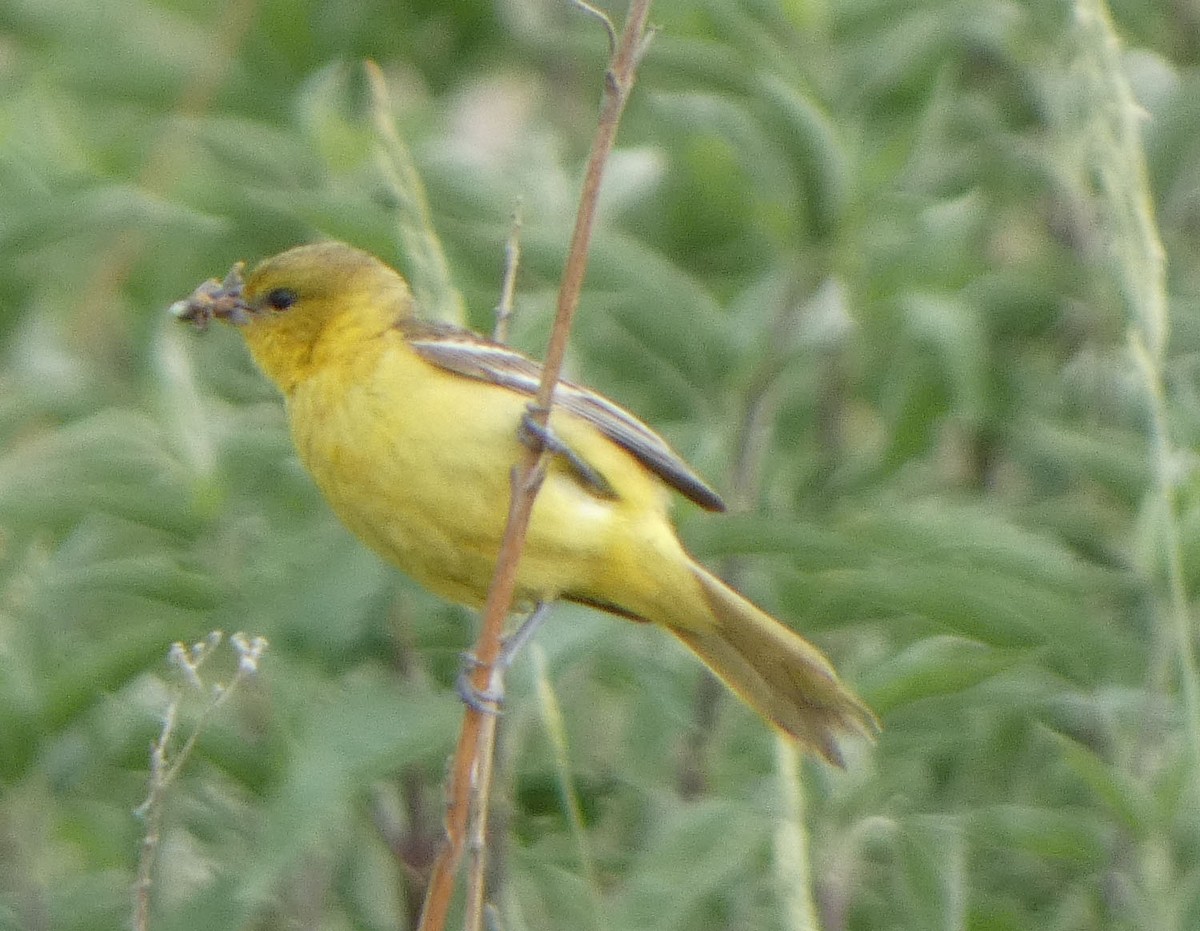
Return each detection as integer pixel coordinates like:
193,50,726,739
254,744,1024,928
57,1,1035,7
667,566,878,766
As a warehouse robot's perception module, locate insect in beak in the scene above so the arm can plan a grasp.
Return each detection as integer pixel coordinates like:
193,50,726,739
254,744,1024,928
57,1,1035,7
170,261,251,329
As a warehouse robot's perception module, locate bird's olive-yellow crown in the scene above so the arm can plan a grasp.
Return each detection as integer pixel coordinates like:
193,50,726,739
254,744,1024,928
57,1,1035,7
232,242,414,392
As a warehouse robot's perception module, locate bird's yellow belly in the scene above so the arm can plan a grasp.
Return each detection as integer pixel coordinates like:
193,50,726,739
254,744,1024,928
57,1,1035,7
284,359,621,609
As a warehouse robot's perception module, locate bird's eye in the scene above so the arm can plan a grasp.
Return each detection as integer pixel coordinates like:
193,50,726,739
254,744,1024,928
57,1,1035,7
264,287,298,311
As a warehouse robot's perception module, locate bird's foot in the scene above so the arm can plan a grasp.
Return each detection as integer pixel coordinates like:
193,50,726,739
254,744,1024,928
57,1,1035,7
519,407,615,498
455,652,504,715
454,603,552,715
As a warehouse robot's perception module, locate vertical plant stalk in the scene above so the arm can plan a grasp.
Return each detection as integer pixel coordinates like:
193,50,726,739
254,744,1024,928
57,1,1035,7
737,291,826,929
366,61,466,326
462,662,505,931
774,739,820,931
462,220,525,931
133,633,267,931
492,207,524,344
1071,0,1200,777
134,703,176,931
533,646,606,930
416,3,655,930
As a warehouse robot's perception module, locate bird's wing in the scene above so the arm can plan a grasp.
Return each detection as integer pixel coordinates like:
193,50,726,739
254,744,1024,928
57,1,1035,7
401,320,726,512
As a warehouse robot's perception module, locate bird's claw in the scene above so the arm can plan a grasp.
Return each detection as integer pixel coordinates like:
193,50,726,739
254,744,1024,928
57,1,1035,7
455,651,504,715
453,603,552,714
519,408,616,498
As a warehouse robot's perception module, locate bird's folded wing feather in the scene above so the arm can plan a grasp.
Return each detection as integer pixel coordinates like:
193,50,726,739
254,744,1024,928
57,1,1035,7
401,320,725,512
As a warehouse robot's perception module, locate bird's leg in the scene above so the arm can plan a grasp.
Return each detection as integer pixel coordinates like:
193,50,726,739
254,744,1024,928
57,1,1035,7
455,602,552,714
500,600,551,663
519,406,616,499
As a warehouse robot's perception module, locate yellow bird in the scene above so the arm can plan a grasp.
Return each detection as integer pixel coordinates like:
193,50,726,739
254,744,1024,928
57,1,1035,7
173,242,877,765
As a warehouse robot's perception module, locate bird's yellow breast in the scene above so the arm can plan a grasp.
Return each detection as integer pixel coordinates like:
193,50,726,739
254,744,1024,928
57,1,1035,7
279,327,677,610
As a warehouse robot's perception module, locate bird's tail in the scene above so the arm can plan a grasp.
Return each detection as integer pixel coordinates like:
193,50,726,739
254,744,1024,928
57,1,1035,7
666,565,878,766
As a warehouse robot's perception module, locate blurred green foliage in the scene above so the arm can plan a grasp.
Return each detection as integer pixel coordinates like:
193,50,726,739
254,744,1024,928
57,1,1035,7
1,0,1198,928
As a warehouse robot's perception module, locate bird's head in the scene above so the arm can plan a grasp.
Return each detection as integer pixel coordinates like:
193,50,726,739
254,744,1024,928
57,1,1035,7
172,241,413,390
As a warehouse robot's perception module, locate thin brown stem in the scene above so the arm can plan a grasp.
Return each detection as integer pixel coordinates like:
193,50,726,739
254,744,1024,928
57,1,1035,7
415,3,654,929
463,665,504,931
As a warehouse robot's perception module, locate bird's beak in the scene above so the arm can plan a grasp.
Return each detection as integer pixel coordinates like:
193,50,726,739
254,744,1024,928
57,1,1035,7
170,261,252,329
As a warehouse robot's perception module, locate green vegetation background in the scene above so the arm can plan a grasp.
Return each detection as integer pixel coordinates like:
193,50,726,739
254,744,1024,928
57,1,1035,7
1,0,1198,928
